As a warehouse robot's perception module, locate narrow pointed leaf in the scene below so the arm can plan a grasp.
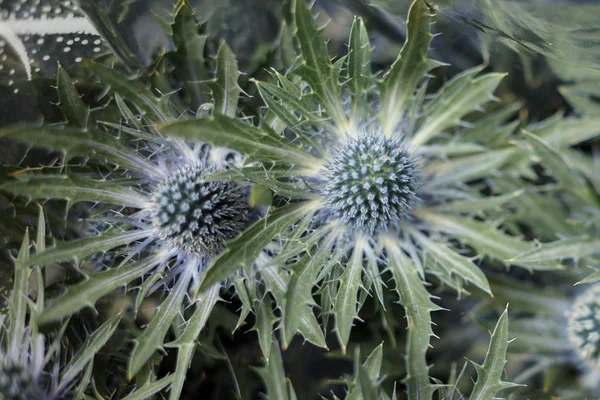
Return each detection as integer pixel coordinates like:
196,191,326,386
255,340,296,400
26,229,151,267
39,254,160,324
470,307,520,399
333,238,366,353
128,270,192,378
293,0,346,127
509,236,600,267
380,0,434,136
162,115,316,166
210,41,241,118
385,237,438,400
1,175,148,208
123,374,176,400
8,231,30,358
347,17,372,119
58,314,121,393
199,202,312,291
413,72,506,147
57,65,89,127
170,0,210,111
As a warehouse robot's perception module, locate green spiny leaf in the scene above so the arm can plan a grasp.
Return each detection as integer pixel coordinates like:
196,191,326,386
508,236,600,268
38,253,160,324
58,314,122,393
198,202,314,292
470,307,521,399
428,191,523,214
85,60,170,123
161,115,317,166
122,374,175,400
410,230,491,295
8,230,29,358
255,340,297,400
347,17,372,120
253,297,277,361
459,102,521,144
292,0,347,129
210,41,241,118
128,269,192,378
26,229,151,267
0,125,161,174
57,64,90,127
385,236,439,400
1,175,148,208
427,148,514,187
333,237,366,353
170,0,211,111
380,0,434,136
414,70,505,147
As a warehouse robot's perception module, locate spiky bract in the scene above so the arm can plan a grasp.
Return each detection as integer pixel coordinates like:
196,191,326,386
568,285,600,367
152,165,248,257
323,133,418,233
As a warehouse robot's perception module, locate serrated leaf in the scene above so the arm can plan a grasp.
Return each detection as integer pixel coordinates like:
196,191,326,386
38,253,161,324
427,148,513,187
1,175,148,208
459,102,521,144
385,237,438,400
416,212,559,270
253,297,277,361
57,65,89,127
170,0,210,111
58,314,121,393
428,191,523,214
578,269,600,285
8,230,30,358
26,229,151,267
0,125,162,174
380,0,434,136
411,230,491,294
470,307,521,399
85,60,170,123
123,374,175,400
210,41,241,118
413,72,506,147
128,269,192,378
232,274,252,332
198,202,313,292
161,115,317,166
347,17,372,120
166,283,219,400
347,343,384,400
255,340,297,400
509,236,600,267
333,238,366,353
282,239,333,348
526,115,600,147
292,0,346,128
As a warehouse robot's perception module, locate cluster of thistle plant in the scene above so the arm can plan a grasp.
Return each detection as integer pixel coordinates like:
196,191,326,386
1,0,600,398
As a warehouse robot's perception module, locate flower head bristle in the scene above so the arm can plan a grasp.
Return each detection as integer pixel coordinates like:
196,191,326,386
322,132,419,234
568,285,600,367
0,360,43,400
151,165,248,258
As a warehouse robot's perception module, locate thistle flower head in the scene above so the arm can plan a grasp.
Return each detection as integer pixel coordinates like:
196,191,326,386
568,285,600,367
322,133,418,234
151,164,248,258
0,360,44,400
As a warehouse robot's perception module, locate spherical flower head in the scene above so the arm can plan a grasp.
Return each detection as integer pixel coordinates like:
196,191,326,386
568,285,600,367
322,133,419,234
0,360,43,400
151,165,248,258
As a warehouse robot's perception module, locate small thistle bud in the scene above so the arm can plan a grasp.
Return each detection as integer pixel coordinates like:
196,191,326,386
151,165,248,258
0,360,43,400
322,133,419,233
568,285,600,367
